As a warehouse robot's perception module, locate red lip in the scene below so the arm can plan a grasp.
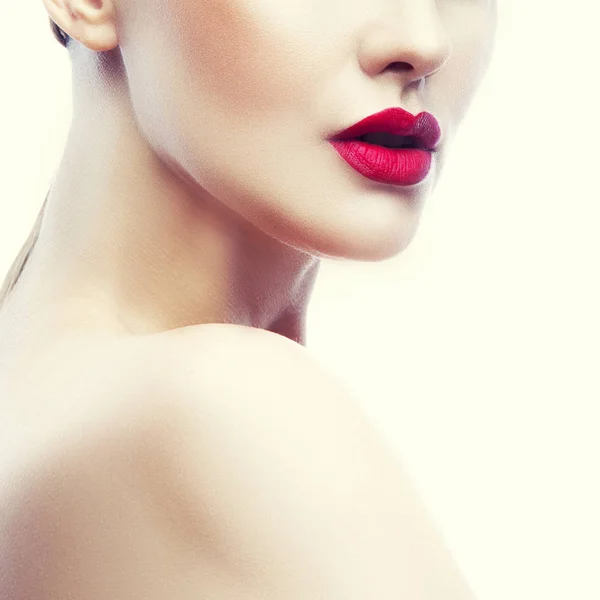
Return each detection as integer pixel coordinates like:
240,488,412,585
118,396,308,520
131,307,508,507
328,107,441,186
330,106,441,151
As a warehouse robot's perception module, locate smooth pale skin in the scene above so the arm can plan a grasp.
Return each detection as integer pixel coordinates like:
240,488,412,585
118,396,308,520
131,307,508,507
0,0,497,597
0,325,478,599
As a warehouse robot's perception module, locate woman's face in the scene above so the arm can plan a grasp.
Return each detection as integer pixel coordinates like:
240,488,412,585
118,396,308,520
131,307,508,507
119,0,497,260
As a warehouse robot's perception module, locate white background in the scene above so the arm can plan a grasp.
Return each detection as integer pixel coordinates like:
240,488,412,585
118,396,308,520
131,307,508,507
1,2,599,600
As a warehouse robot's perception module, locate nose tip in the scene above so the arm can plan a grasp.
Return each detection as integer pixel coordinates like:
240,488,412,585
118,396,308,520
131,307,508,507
358,18,452,83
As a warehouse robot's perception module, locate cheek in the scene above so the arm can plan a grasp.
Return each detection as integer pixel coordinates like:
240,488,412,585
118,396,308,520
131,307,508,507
119,0,317,180
119,0,341,233
448,2,497,71
121,0,349,187
162,0,331,110
437,3,498,123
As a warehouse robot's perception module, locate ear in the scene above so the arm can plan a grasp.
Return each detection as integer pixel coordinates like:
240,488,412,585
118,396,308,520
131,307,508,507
41,0,118,51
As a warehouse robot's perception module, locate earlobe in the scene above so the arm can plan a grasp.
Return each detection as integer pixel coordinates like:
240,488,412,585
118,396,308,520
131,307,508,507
41,0,119,52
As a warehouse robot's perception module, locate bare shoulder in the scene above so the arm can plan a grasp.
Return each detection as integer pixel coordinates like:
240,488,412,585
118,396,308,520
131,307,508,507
139,324,478,600
148,323,384,456
157,323,361,409
147,322,397,479
0,324,477,600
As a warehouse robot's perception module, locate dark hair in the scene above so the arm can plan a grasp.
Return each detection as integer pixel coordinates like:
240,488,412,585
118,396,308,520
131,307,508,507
0,192,49,309
50,18,71,48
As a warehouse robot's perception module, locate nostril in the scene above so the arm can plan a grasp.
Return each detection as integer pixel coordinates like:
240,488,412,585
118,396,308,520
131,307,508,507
387,62,413,73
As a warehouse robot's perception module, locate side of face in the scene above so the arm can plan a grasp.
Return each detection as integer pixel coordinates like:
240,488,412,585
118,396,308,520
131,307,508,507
64,0,499,260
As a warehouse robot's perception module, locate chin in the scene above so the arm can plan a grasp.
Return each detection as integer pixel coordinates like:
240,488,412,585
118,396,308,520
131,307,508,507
270,202,423,263
323,225,420,262
326,192,424,261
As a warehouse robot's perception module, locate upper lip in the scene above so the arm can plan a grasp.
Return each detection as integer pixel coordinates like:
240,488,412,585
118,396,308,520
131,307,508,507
329,107,442,151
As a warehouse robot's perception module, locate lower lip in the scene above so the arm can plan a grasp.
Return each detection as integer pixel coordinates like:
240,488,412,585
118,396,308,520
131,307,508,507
329,140,433,186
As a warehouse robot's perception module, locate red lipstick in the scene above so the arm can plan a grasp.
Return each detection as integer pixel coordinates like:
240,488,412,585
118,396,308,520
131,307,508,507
328,107,442,186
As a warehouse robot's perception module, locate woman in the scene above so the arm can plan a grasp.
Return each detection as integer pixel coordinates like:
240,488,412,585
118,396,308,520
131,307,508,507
0,1,497,598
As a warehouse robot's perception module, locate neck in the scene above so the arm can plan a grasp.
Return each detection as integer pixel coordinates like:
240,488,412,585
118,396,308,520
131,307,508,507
10,65,320,347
